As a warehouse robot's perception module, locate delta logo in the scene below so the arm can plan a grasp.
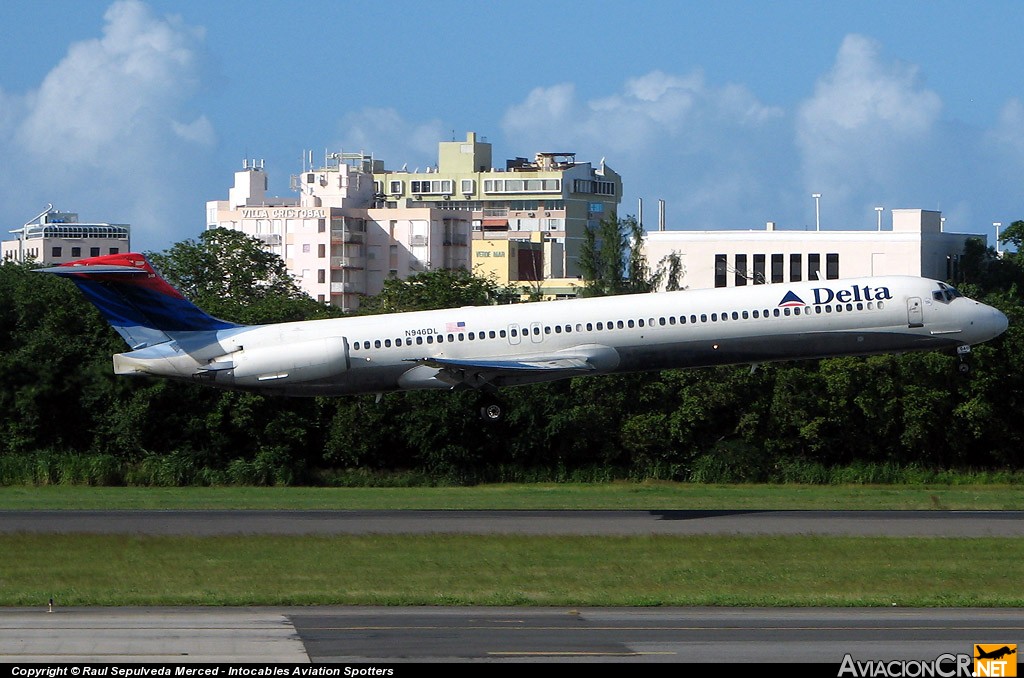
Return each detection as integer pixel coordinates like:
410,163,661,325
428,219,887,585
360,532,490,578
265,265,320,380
975,644,1017,677
778,291,806,307
780,285,895,308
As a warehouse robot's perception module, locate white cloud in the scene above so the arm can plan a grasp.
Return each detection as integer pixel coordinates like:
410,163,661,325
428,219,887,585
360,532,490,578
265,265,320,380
0,0,213,250
796,34,945,222
986,98,1024,160
501,69,789,229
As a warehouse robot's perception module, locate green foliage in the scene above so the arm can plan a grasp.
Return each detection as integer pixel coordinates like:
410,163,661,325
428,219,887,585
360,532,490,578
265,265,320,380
146,228,335,324
355,267,519,314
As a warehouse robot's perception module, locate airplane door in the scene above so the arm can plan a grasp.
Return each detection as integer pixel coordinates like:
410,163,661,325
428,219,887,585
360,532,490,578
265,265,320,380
508,323,521,345
907,297,924,328
529,321,543,343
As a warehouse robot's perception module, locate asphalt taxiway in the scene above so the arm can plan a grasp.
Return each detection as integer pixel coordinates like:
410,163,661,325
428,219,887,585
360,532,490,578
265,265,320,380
2,509,1024,536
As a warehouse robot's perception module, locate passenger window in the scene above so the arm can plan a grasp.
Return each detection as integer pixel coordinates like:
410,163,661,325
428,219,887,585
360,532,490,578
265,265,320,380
555,325,562,334
698,314,705,323
586,323,593,331
544,326,551,334
617,320,624,329
669,317,676,325
773,309,780,317
499,330,506,338
448,334,455,342
426,335,434,344
596,322,603,330
627,320,635,328
878,301,885,309
742,311,749,319
385,339,392,347
753,310,760,318
659,318,666,326
416,337,423,345
783,308,791,316
374,340,382,349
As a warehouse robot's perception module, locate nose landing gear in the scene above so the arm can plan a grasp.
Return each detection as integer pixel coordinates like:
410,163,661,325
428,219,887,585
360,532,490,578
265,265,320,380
957,344,972,374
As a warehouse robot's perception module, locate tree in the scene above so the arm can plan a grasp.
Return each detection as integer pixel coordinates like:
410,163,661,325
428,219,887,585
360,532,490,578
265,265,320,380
998,220,1024,251
146,228,332,324
578,213,658,296
355,267,519,315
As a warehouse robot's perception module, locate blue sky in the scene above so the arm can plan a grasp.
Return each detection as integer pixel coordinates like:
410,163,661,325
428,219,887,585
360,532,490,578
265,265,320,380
1,0,1023,252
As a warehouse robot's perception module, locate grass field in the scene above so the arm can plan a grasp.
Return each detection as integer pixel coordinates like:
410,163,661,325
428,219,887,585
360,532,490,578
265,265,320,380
1,483,1021,607
2,534,1021,607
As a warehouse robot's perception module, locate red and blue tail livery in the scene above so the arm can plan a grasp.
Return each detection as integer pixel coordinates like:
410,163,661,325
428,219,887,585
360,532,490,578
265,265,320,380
39,253,238,349
41,252,1007,420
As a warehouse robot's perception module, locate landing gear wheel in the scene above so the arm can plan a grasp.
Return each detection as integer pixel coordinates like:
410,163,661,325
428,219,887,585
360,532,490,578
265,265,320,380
479,402,503,422
956,345,972,375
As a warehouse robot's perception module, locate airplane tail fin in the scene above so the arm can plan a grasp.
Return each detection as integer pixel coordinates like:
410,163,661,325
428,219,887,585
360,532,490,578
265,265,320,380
38,252,240,349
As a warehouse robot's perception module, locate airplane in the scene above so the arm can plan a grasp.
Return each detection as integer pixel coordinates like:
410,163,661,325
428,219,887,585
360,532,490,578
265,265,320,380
975,646,1016,660
40,252,1008,421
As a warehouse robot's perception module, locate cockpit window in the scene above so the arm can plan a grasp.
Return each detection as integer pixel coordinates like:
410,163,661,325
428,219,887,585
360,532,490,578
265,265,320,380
933,283,962,303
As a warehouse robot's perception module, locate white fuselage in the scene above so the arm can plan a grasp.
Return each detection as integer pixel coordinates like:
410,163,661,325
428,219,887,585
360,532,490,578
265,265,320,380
111,276,1008,396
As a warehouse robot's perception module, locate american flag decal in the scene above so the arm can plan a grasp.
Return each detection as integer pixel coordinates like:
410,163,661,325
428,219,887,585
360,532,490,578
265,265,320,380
446,321,466,332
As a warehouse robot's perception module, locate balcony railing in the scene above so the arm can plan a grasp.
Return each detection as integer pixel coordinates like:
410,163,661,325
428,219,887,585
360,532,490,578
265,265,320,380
331,256,365,269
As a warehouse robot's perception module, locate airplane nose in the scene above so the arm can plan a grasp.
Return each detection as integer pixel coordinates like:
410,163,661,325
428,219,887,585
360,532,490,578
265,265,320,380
993,307,1009,337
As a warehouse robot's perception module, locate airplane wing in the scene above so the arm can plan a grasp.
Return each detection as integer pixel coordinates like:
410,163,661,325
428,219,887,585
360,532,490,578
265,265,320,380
408,344,620,389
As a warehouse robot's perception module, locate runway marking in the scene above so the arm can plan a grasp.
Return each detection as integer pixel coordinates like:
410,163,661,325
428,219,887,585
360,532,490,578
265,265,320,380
487,651,677,657
297,625,1024,632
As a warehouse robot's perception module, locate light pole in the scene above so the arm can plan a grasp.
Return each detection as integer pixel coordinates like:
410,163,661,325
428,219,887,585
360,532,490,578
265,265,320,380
812,193,821,231
994,222,1003,257
874,206,883,231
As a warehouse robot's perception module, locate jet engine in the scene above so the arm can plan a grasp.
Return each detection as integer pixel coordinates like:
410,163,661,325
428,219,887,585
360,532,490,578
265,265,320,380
207,336,349,386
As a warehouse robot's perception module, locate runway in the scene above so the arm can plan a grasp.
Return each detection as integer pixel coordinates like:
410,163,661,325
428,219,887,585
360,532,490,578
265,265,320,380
3,509,1024,536
2,510,1022,663
2,606,1022,663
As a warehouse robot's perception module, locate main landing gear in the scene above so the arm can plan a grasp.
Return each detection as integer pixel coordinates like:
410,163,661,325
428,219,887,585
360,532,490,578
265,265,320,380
479,396,504,422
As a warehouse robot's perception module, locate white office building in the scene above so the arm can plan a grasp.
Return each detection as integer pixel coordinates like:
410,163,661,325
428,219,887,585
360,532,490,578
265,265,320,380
643,209,982,291
2,206,130,264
